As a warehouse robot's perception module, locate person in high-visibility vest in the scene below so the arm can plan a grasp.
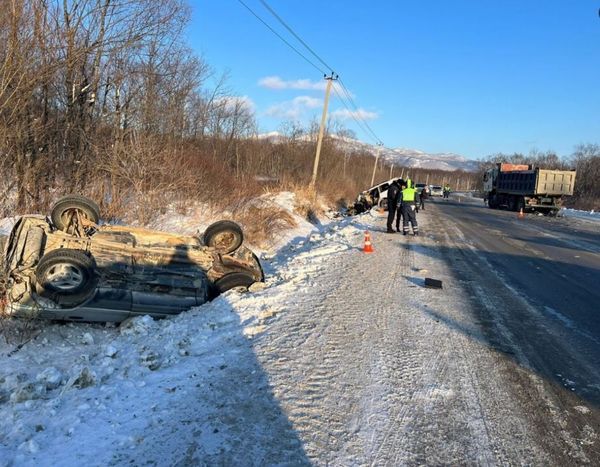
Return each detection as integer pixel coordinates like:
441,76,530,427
399,180,419,235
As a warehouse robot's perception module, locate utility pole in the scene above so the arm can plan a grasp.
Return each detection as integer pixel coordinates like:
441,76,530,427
310,72,338,190
389,164,394,179
370,143,383,186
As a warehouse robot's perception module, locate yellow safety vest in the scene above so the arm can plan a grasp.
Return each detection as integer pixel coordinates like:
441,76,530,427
402,187,416,202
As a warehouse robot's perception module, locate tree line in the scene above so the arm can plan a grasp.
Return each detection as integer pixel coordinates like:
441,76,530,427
1,1,596,225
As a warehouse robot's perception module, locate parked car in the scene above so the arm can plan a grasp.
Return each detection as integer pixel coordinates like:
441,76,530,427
429,185,444,197
1,195,263,323
415,183,427,191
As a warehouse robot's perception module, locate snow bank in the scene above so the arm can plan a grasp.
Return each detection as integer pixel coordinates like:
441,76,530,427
0,191,355,465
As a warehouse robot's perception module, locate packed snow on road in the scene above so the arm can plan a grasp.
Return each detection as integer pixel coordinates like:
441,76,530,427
0,193,598,466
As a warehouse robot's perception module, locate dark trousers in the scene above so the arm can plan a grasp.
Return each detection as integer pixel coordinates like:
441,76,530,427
420,198,425,209
396,207,402,231
401,204,419,233
386,203,398,231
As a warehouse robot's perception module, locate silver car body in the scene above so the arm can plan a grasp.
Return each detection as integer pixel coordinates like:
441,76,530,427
3,215,262,322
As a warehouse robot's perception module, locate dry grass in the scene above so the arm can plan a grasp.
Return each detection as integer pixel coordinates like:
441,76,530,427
232,203,297,248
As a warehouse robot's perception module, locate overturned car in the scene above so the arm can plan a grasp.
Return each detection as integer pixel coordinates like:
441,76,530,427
348,177,403,215
1,196,263,323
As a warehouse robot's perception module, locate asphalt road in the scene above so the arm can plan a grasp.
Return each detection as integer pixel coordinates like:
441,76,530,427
423,195,600,455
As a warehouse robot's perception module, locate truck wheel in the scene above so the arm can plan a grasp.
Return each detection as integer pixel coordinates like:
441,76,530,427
51,195,100,234
203,221,244,254
35,249,98,307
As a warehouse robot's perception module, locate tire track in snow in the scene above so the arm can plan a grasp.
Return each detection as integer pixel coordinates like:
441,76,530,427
249,209,569,464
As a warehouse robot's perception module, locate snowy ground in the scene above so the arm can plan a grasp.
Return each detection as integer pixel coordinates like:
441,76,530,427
0,193,597,465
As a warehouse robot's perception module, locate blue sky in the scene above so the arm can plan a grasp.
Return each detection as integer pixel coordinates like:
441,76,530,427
187,1,600,160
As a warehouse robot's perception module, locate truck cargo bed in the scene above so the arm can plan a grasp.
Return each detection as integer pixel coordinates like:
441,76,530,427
497,169,575,196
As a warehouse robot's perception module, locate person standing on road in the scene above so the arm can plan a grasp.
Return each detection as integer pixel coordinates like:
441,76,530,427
443,184,451,199
399,180,419,236
420,186,428,210
386,179,401,233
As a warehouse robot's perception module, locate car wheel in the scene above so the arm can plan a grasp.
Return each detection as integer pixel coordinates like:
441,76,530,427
35,249,98,307
203,220,244,254
213,272,256,295
51,195,100,235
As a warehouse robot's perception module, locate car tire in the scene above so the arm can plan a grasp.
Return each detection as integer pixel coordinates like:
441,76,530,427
213,272,255,295
203,220,244,254
35,249,98,307
51,195,100,234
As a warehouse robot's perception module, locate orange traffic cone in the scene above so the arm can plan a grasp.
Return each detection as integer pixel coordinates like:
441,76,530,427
518,208,524,219
363,231,374,253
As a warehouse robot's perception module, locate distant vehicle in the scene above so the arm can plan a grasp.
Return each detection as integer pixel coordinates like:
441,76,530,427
483,163,576,215
415,183,427,191
2,195,263,323
429,185,443,197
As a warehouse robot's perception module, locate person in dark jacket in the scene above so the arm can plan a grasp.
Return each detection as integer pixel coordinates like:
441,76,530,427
420,186,428,210
399,180,419,235
386,179,401,233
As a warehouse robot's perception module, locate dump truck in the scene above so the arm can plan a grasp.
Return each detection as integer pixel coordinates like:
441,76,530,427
483,163,576,215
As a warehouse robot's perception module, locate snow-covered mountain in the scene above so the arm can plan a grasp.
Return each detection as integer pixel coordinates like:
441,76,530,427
257,132,480,172
329,135,480,172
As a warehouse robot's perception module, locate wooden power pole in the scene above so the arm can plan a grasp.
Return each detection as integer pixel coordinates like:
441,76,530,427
370,143,383,186
310,73,338,190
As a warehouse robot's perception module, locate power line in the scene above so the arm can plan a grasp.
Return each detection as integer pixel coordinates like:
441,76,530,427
236,0,326,75
332,85,380,145
258,0,335,74
236,0,385,146
337,78,382,145
334,81,382,145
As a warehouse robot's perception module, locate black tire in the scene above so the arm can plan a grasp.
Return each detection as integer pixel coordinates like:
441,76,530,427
203,220,243,254
35,249,98,307
51,195,100,234
380,198,389,211
488,194,498,209
213,272,255,295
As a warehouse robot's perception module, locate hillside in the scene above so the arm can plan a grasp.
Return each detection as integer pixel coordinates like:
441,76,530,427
258,133,480,172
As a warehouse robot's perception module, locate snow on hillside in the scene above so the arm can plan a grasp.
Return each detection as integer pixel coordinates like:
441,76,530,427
258,132,479,172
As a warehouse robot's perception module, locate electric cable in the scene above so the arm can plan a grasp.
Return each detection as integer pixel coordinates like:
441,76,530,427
332,85,381,145
236,0,327,75
236,0,385,147
259,0,335,74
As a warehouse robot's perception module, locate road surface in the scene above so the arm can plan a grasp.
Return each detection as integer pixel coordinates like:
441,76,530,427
245,200,600,465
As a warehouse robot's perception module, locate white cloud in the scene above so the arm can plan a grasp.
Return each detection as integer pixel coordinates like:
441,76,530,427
265,95,323,119
258,76,327,91
331,108,379,121
215,95,256,113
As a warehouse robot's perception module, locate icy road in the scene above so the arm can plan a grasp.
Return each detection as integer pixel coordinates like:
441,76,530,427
0,196,599,466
